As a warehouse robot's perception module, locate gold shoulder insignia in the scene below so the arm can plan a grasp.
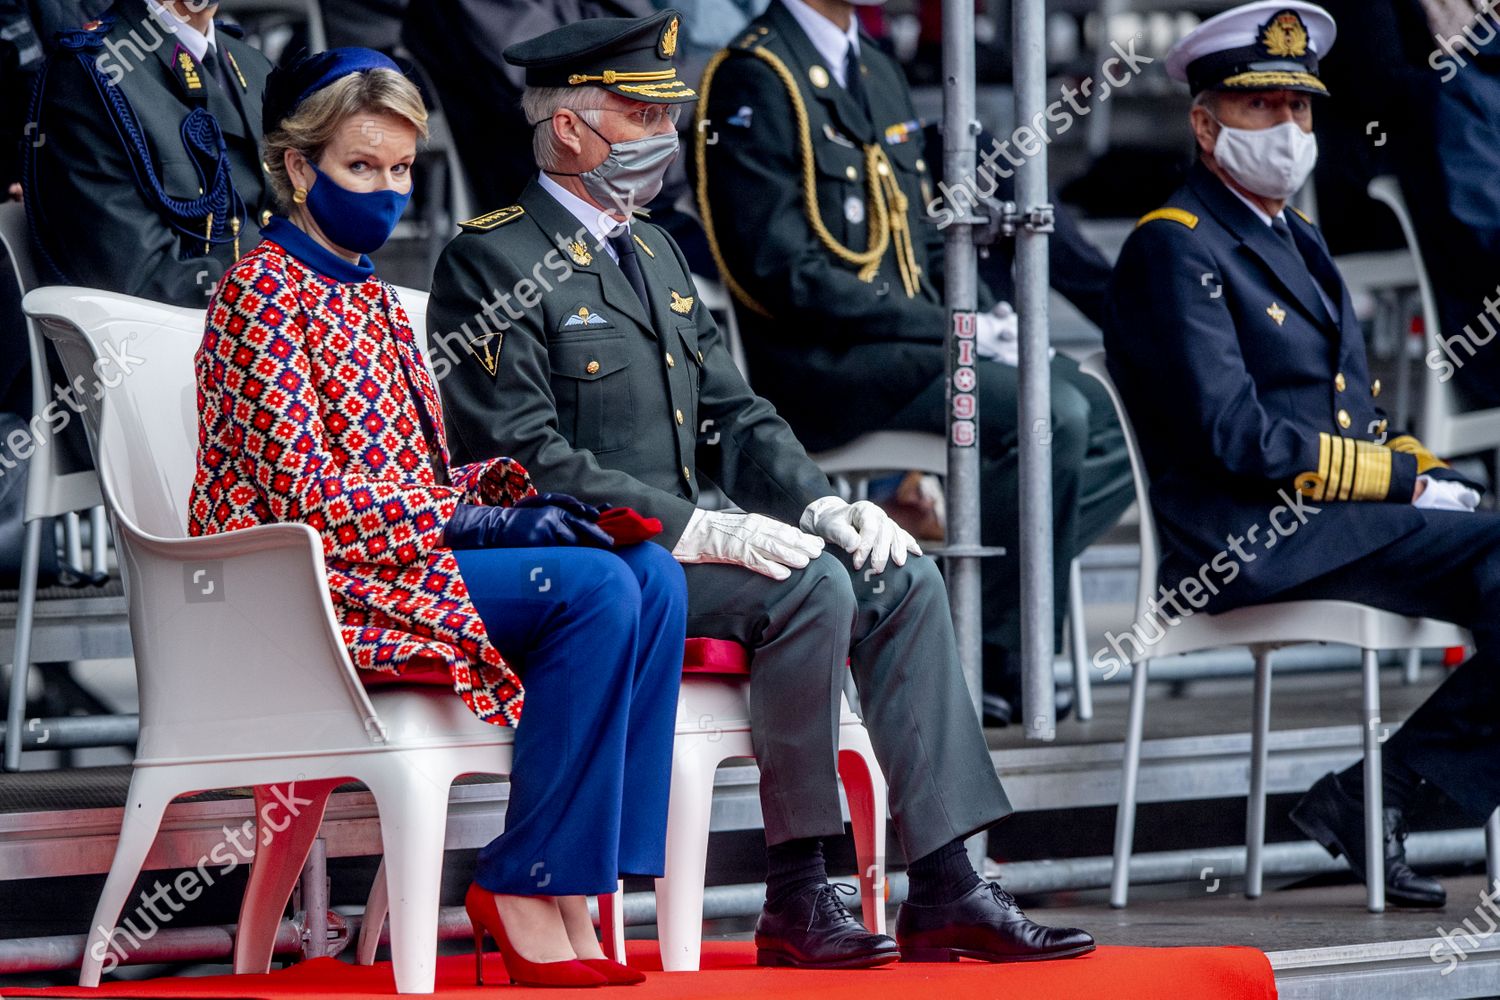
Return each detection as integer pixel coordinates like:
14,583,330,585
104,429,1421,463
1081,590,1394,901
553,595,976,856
459,206,525,232
732,24,772,48
1136,207,1199,229
632,232,656,258
1290,206,1312,224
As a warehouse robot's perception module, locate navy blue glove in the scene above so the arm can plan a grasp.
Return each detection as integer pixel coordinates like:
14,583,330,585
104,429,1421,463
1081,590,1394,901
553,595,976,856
514,492,605,521
442,502,613,549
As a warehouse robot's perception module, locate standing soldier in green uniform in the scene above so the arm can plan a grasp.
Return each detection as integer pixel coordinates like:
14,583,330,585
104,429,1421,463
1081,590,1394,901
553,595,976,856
432,9,1096,972
26,0,273,306
694,0,1134,719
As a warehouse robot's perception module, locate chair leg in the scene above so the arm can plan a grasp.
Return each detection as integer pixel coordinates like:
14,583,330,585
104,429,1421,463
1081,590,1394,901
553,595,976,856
1110,658,1150,909
234,779,339,974
63,511,82,573
654,740,720,972
1486,809,1500,891
90,506,108,579
838,725,889,935
356,858,388,966
79,774,177,986
5,519,44,771
1361,649,1385,914
364,768,453,995
1402,648,1421,686
597,881,626,963
1245,648,1273,899
1069,559,1093,722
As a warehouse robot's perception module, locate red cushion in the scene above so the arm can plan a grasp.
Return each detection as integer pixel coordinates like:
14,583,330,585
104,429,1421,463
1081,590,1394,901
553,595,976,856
358,638,752,690
682,637,751,676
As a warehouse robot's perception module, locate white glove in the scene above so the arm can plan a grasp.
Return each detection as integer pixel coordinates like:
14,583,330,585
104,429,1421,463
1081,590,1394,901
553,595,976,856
671,508,825,580
1413,474,1481,512
974,302,1019,366
1418,0,1482,39
800,496,922,574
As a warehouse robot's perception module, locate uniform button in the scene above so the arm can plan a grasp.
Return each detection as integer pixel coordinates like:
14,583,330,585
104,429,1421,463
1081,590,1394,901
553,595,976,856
1378,418,1389,435
1372,379,1382,398
261,209,272,226
845,166,857,181
1337,409,1351,429
666,352,676,368
916,158,926,172
682,466,691,481
697,350,704,364
586,360,601,374
1334,372,1346,392
675,409,684,425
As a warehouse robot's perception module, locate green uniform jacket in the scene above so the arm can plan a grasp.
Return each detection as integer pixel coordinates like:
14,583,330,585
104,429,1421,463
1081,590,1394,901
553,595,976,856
696,0,993,448
26,0,272,307
431,178,833,547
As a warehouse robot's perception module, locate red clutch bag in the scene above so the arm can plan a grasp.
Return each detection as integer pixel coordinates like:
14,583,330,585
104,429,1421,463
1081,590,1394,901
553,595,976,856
596,506,664,546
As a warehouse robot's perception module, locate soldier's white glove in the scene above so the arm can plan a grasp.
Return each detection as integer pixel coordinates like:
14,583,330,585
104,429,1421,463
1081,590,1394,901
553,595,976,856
801,496,922,574
974,302,1019,366
671,508,825,581
1413,474,1481,512
1418,0,1482,39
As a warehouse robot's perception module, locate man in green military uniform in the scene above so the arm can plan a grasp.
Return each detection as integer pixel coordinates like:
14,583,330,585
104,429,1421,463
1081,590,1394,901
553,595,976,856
26,0,273,306
694,0,1134,719
433,9,1095,971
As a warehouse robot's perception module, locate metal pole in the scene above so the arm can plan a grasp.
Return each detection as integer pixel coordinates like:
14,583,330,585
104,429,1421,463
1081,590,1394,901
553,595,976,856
1014,0,1056,742
941,0,986,867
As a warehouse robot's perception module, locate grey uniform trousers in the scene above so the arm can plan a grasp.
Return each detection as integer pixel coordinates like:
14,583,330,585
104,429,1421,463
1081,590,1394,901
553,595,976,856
682,548,1011,863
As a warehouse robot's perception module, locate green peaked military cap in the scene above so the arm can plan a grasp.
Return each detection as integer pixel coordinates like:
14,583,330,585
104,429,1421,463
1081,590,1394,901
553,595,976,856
502,9,698,104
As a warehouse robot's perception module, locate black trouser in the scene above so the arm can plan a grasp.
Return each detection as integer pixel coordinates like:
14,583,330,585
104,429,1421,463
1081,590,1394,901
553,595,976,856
1271,508,1500,822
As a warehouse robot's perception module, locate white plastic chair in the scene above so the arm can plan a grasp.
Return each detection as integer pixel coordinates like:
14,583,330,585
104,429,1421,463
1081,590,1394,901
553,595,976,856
24,286,556,995
0,200,108,771
1078,351,1472,913
1367,176,1500,458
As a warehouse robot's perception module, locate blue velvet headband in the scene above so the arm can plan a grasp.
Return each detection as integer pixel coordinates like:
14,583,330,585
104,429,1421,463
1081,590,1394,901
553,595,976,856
262,47,404,135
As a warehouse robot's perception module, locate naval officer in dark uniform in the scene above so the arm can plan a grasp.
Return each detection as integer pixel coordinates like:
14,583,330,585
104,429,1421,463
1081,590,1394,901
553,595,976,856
25,0,273,306
432,10,1095,970
693,0,1135,717
1106,0,1500,909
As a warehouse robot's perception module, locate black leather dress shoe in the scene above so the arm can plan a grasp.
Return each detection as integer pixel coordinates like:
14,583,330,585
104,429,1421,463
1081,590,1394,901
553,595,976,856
895,881,1096,962
755,883,900,969
1289,771,1447,908
983,690,1074,728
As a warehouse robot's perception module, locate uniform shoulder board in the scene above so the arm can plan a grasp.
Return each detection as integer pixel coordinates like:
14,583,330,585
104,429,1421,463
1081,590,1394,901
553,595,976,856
215,21,246,38
459,206,525,233
1136,207,1199,230
57,16,113,50
1290,206,1312,224
732,24,772,49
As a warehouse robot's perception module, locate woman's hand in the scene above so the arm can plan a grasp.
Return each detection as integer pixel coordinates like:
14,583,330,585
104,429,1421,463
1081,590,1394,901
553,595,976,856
443,502,613,549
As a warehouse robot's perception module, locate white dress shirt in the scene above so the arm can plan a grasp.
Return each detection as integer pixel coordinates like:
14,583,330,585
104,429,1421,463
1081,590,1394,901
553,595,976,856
145,0,216,63
781,0,859,87
538,172,629,262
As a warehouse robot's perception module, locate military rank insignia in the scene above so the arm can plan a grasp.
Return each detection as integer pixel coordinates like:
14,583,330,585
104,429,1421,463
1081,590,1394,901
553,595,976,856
568,240,593,266
1267,302,1287,326
176,47,202,90
670,290,695,315
562,305,611,329
1260,10,1309,58
660,16,679,58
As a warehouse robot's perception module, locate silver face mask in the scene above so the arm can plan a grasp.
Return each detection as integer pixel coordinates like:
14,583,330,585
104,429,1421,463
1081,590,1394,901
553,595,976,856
555,115,680,214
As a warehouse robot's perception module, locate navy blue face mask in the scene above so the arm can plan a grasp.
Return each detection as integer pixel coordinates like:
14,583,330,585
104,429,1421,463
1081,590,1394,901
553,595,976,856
305,161,412,255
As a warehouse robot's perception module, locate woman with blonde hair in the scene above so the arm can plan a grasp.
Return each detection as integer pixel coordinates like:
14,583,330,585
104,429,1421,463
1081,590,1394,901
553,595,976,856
188,48,685,988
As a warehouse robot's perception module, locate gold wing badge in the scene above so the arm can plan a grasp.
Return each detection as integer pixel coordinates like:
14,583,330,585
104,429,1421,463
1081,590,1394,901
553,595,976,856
670,290,695,315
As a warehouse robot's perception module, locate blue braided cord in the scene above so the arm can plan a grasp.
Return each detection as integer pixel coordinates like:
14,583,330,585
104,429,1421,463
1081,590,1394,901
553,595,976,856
74,49,247,247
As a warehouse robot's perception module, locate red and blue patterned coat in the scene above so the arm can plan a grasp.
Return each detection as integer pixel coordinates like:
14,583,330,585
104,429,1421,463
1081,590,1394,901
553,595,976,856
188,238,533,726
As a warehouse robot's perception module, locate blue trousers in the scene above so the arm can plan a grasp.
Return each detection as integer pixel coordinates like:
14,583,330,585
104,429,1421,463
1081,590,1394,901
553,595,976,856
452,543,685,896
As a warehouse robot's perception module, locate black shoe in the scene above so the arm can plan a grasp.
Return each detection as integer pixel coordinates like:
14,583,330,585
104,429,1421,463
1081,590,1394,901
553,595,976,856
755,883,900,969
1289,771,1446,908
983,689,1074,728
895,881,1096,963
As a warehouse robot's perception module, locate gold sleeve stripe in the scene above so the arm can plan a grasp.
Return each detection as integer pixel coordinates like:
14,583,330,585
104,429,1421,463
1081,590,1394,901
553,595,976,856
1299,433,1395,501
1387,434,1449,473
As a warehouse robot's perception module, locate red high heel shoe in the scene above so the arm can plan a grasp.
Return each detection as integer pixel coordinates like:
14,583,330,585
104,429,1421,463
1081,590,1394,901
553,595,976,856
580,958,647,986
465,883,606,988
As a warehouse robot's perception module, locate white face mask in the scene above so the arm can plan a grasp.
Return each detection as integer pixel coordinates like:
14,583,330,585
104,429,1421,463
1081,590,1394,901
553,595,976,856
1211,118,1319,201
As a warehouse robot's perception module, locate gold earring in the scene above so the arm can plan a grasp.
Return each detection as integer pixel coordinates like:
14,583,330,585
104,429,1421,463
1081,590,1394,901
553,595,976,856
292,188,307,205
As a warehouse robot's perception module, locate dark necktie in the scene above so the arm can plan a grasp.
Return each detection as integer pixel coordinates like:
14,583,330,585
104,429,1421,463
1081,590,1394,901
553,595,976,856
607,229,651,314
202,45,233,93
1275,216,1341,320
1271,216,1300,257
844,45,870,118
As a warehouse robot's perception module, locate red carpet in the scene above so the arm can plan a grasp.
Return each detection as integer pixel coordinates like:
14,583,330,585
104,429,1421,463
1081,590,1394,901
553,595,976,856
8,941,1276,999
